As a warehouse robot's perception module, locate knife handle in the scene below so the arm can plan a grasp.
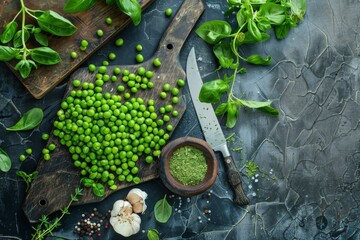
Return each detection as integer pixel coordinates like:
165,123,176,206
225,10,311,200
224,156,250,206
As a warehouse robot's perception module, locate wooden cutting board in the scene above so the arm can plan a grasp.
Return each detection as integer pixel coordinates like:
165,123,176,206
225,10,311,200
0,0,153,99
23,0,205,223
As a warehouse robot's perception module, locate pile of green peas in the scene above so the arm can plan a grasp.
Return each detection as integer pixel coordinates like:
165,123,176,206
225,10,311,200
53,66,177,190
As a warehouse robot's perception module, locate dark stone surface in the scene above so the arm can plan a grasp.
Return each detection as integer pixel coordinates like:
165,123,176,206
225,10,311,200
0,0,359,239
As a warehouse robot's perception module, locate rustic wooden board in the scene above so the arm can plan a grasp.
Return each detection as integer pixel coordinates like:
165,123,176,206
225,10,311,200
0,0,153,99
23,0,205,223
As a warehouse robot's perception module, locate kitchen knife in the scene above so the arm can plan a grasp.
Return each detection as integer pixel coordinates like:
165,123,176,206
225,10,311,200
186,47,250,206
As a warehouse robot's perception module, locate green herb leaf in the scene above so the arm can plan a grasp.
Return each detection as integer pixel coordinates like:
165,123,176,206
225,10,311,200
106,0,116,4
247,19,262,42
215,103,228,116
226,102,238,128
239,31,270,45
13,29,30,48
1,22,18,44
259,3,286,25
16,170,38,191
154,195,172,223
291,0,306,21
256,17,271,31
30,47,61,65
195,20,232,44
275,18,292,39
259,105,279,115
37,10,77,36
147,229,160,240
80,178,94,187
116,0,142,26
34,32,49,46
199,79,229,104
246,54,271,65
0,148,11,172
63,0,97,13
15,60,32,78
92,183,105,197
213,41,238,69
238,99,272,108
236,8,247,27
0,46,20,61
6,107,44,131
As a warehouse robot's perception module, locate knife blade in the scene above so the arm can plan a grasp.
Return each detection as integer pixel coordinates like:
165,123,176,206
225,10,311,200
186,47,249,206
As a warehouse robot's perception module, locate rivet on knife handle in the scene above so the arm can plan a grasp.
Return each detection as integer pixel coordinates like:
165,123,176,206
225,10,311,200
224,156,249,206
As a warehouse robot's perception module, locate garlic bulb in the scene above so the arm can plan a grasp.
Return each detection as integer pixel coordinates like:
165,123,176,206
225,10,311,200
126,188,148,214
110,200,141,237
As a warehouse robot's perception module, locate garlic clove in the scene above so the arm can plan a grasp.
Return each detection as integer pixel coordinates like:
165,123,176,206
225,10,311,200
110,200,141,237
126,188,148,214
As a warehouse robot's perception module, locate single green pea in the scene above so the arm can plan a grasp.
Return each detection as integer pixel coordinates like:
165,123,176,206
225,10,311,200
165,105,173,112
98,66,107,74
88,64,96,72
172,110,179,117
177,79,185,87
136,54,144,63
147,82,154,89
25,148,32,155
163,115,170,122
163,83,171,91
113,67,121,75
111,75,117,82
172,96,179,104
145,156,153,164
81,39,88,47
137,67,146,76
79,45,87,51
145,71,154,78
44,153,51,161
19,154,26,161
102,60,109,66
70,51,78,59
136,44,143,51
160,91,167,99
115,38,124,47
171,87,179,95
109,53,116,60
73,79,81,88
48,143,56,151
97,29,104,37
133,176,141,184
165,8,173,17
105,17,112,25
153,57,161,67
42,133,49,140
126,174,133,182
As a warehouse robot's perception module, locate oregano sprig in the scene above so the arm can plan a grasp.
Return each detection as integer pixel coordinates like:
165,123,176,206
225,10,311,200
0,0,77,78
195,0,306,128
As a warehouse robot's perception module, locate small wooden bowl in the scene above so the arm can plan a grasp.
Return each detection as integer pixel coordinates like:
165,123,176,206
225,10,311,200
160,136,218,196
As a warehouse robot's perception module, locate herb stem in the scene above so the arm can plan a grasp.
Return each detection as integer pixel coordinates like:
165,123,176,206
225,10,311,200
25,8,38,20
19,0,28,60
11,9,22,22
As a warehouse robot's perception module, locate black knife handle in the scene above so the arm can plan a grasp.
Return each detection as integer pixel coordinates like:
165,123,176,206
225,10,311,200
224,155,250,206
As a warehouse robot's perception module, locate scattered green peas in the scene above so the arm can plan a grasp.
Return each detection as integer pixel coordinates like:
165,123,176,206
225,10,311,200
153,57,161,67
165,8,173,17
70,51,78,59
115,38,124,47
136,54,144,63
19,154,26,161
177,79,185,87
136,44,143,51
105,17,112,25
25,148,32,155
97,29,104,37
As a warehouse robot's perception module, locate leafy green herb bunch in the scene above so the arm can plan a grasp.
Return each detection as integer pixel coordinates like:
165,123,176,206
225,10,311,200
0,0,77,78
195,0,306,128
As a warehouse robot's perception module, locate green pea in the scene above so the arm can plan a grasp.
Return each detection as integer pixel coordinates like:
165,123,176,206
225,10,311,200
165,105,173,112
105,17,112,25
172,96,179,104
19,154,26,161
163,83,171,91
171,87,179,95
136,44,143,51
73,79,81,87
153,57,161,67
25,148,32,155
48,143,56,151
165,8,173,17
136,54,144,63
166,124,173,131
133,176,141,184
113,67,121,75
115,38,124,47
102,60,109,66
80,45,87,51
177,79,185,87
42,133,49,140
163,115,170,122
172,110,179,117
98,66,107,74
137,67,146,76
44,153,51,161
109,53,116,60
147,82,154,89
70,51,78,59
97,29,104,37
126,175,133,182
145,156,153,163
160,92,167,99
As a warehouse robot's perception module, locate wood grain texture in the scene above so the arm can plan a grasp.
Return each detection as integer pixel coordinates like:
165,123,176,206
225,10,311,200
0,0,153,99
23,0,205,223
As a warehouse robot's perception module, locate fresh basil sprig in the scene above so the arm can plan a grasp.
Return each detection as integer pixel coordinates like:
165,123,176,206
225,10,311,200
6,107,44,131
154,195,172,223
16,170,38,192
63,0,142,26
196,0,306,128
0,0,77,78
0,148,12,172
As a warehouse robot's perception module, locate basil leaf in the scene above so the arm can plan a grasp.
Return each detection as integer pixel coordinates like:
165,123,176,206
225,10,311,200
256,17,271,31
116,0,142,26
195,20,232,45
199,79,229,104
239,31,270,45
154,195,172,223
236,8,247,27
228,0,241,5
246,54,271,65
215,103,228,116
259,105,279,115
15,60,32,78
213,41,237,69
247,20,262,42
30,47,61,65
291,0,306,21
275,19,292,39
147,229,160,240
238,99,272,108
81,178,94,187
37,10,77,36
0,46,20,61
226,102,238,128
259,3,286,25
63,0,97,13
1,22,18,44
0,148,11,172
6,107,44,131
92,183,105,197
13,29,30,48
34,32,49,46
